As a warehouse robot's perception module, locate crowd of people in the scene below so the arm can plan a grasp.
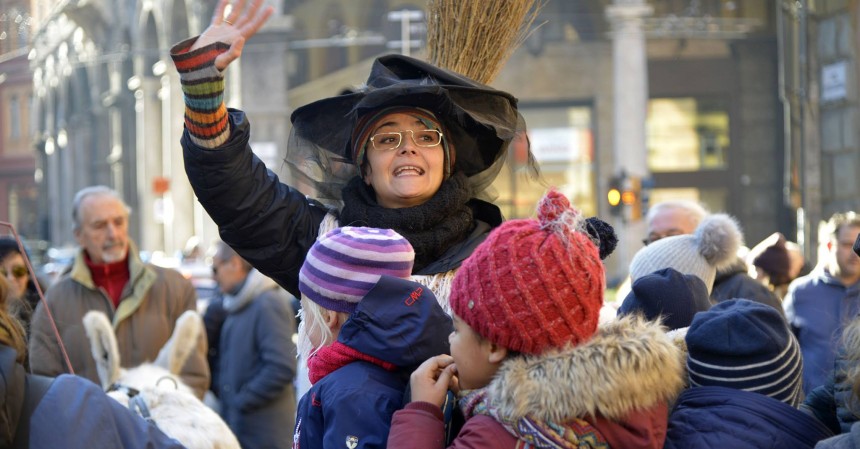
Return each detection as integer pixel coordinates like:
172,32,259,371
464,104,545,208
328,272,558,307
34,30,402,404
3,0,860,447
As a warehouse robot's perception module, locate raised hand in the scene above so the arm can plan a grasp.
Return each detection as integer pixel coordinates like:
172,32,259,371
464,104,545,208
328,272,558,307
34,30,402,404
409,355,459,407
191,0,274,70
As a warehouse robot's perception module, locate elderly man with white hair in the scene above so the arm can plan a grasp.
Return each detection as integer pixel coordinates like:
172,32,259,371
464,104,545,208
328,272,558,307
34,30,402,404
28,185,209,398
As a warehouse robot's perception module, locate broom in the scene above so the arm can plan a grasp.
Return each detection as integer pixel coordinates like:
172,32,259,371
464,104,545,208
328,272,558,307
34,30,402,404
426,0,544,84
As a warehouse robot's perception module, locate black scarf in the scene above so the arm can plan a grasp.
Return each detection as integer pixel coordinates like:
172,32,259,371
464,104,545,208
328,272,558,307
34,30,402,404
339,172,475,272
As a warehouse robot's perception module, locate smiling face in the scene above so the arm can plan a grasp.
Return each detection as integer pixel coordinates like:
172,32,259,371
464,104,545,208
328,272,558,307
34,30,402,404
363,112,446,209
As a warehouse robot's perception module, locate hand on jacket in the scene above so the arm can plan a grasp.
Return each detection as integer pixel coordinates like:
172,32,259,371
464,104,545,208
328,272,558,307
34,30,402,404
409,355,459,407
191,0,273,70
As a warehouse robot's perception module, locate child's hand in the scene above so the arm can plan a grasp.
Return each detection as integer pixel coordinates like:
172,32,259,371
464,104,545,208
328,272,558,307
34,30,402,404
410,355,458,407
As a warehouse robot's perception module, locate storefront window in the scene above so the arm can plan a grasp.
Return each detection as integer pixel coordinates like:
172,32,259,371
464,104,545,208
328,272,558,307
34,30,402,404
493,104,595,219
646,97,729,172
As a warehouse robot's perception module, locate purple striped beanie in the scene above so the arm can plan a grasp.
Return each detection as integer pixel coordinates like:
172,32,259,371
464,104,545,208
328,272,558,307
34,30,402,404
299,226,414,313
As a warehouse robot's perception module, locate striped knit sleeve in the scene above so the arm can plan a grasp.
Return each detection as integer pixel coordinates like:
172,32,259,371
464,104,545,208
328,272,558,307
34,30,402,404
170,37,232,149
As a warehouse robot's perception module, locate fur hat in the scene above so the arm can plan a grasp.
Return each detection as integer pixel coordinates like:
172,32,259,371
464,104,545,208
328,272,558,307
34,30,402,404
617,268,712,330
449,189,616,355
629,213,742,292
685,299,803,406
298,227,414,313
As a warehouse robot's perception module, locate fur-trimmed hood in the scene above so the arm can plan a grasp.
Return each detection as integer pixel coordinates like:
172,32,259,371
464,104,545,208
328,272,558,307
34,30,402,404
487,316,685,423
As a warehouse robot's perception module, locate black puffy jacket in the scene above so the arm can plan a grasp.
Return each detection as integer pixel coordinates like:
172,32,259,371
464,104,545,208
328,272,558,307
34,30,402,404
182,110,502,298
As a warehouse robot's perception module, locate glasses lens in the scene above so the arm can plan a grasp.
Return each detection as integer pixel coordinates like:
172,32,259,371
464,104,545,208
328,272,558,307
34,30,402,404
3,265,27,278
371,132,402,151
412,130,442,147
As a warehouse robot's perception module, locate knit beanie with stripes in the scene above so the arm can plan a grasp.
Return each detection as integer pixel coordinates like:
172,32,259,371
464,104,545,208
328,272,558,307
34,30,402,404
685,298,803,406
299,227,414,313
449,188,613,355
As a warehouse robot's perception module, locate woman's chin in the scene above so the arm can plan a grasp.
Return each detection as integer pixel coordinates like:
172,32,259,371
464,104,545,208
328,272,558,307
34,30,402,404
382,182,440,206
386,192,432,208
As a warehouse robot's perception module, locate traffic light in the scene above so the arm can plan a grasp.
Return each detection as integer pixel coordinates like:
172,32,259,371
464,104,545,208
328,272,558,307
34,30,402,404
623,176,641,221
608,175,623,217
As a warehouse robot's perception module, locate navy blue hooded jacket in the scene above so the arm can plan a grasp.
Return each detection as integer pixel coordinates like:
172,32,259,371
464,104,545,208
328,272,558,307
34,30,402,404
292,275,453,449
0,344,183,449
665,386,832,449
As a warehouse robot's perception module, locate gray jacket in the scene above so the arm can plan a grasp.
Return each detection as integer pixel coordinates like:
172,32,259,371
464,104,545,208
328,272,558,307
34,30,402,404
218,269,297,449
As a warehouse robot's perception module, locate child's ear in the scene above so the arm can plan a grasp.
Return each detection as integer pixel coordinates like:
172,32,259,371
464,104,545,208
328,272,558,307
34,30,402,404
324,309,341,330
488,343,508,364
324,310,350,335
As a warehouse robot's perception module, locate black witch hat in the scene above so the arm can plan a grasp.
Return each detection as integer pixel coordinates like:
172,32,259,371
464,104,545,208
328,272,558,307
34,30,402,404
285,54,534,205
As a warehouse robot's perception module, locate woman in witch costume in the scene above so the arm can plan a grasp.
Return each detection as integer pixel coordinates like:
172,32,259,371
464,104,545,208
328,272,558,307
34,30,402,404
169,0,537,310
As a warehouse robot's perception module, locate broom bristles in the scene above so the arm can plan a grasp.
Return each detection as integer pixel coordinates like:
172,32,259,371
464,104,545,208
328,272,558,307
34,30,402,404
426,0,544,85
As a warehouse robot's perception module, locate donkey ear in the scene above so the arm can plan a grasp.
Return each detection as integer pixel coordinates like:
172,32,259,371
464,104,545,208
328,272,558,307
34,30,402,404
154,310,203,375
82,311,121,389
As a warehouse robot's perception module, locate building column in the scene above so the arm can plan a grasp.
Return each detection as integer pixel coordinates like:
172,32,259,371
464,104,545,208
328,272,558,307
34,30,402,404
606,0,652,279
132,75,164,253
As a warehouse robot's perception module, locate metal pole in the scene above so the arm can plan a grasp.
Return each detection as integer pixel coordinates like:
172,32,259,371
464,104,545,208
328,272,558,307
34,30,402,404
402,13,410,56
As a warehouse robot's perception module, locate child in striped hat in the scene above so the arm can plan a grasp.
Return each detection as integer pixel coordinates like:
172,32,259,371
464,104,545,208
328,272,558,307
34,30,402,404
292,226,453,449
664,299,833,448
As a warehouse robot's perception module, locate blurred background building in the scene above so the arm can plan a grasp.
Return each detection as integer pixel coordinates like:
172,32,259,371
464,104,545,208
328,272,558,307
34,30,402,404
1,0,858,281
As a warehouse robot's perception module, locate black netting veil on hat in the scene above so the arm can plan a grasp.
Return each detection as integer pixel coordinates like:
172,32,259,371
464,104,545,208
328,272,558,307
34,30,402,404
285,54,534,204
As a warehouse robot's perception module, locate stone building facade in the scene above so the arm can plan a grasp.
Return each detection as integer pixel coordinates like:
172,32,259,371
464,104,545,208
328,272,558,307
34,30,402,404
0,0,37,238
21,0,860,271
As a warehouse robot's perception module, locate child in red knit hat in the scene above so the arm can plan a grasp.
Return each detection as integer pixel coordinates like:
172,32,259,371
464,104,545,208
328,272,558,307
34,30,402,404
388,189,685,449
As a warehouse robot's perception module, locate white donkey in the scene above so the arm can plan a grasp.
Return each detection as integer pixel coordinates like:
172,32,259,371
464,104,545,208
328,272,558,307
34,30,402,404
83,310,240,449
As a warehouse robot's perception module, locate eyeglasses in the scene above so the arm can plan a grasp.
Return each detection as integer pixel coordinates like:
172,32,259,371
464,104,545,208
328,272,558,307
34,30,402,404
369,129,443,152
1,265,28,279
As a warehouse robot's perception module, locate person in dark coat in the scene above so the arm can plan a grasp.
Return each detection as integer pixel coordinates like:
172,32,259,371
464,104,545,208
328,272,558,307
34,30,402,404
813,236,860,449
293,227,452,449
784,212,860,394
711,256,785,312
665,299,833,449
210,241,296,449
